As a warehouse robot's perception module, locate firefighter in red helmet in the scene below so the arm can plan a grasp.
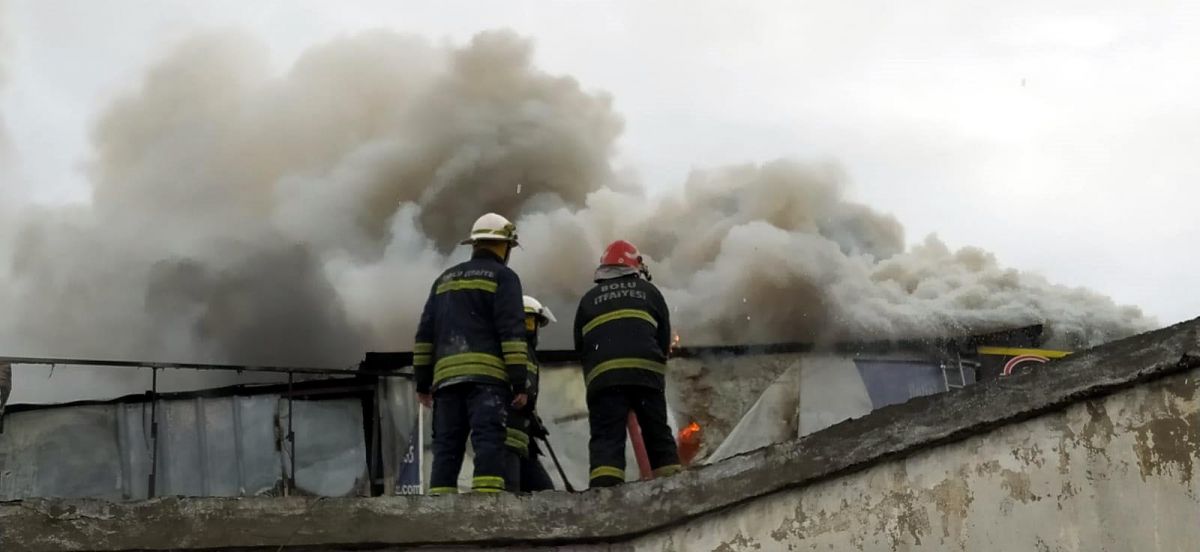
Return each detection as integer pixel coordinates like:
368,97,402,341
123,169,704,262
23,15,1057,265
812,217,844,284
573,240,680,487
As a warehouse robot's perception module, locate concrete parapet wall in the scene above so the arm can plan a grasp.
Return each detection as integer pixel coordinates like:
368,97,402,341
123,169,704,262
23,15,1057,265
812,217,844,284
620,365,1200,551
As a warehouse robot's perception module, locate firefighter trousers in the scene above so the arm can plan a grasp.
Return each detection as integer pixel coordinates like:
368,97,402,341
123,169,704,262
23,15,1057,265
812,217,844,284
521,441,556,492
430,383,510,494
587,385,680,488
504,437,555,492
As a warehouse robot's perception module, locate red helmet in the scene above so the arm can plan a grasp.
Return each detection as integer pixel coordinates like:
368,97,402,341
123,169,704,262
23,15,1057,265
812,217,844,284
598,240,652,281
600,240,642,268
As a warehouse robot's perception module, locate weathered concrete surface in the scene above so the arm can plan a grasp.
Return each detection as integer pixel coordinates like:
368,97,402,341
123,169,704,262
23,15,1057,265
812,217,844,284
1,318,1197,551
613,364,1200,551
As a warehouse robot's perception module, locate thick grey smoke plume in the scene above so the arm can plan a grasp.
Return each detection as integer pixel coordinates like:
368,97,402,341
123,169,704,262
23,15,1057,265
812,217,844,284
0,0,12,157
0,29,1153,372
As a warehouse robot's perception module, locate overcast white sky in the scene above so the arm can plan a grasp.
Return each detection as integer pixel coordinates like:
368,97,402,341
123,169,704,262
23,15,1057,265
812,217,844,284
1,0,1197,326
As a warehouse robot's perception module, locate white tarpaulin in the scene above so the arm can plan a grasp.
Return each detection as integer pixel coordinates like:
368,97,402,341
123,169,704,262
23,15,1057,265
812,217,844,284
706,355,874,464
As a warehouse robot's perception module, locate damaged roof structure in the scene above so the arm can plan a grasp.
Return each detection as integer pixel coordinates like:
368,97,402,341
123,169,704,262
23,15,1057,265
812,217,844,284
0,324,1058,501
0,317,1196,550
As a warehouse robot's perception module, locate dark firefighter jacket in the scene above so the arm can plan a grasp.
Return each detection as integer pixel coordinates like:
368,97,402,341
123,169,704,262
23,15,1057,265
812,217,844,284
506,334,541,457
573,274,671,393
414,250,528,395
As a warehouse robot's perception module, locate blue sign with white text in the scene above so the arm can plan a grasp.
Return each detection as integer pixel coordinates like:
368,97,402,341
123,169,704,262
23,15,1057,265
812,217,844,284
396,417,422,495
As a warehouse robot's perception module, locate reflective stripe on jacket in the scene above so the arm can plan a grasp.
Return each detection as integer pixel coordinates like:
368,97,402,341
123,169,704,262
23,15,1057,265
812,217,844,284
507,341,541,457
414,250,527,394
573,275,671,392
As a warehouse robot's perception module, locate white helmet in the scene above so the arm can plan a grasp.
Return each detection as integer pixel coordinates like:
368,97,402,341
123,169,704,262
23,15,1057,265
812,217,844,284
460,213,519,246
523,295,556,327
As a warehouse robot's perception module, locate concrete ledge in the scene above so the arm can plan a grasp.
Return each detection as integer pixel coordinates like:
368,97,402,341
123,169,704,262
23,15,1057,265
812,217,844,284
3,319,1198,551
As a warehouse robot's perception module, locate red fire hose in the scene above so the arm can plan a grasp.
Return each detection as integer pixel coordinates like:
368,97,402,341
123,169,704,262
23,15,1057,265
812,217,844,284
626,411,654,480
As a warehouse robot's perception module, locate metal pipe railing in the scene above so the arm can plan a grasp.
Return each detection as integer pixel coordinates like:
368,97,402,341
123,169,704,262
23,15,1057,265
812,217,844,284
0,355,397,377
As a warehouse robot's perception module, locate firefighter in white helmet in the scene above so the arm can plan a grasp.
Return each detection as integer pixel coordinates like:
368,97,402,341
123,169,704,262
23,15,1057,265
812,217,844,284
504,295,558,492
414,213,528,494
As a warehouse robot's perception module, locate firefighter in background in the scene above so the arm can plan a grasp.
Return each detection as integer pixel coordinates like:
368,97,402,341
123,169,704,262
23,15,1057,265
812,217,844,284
504,295,558,492
574,240,680,487
414,213,528,495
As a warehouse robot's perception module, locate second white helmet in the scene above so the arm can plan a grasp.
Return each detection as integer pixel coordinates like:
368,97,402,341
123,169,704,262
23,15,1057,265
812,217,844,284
523,295,557,327
460,213,519,246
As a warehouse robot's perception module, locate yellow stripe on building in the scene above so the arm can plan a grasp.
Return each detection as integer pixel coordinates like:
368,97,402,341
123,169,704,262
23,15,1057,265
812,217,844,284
976,346,1072,359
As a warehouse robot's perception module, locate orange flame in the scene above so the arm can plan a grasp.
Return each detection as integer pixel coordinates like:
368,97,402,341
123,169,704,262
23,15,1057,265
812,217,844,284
677,421,702,466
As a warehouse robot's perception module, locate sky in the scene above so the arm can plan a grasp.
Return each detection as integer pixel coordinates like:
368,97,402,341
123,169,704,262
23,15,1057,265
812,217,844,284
1,0,1197,327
